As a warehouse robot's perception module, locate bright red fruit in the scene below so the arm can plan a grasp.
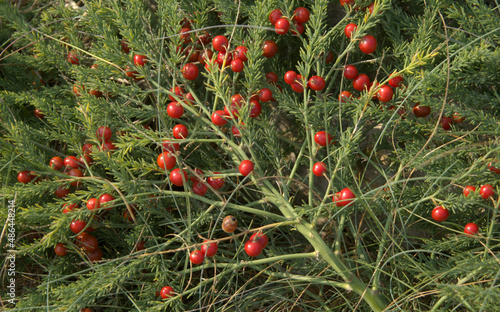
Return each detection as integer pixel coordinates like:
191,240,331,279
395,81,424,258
212,110,228,126
99,193,114,210
190,249,205,264
250,232,268,248
67,168,83,187
67,51,79,65
292,22,304,36
234,46,248,62
55,243,67,256
207,173,225,190
479,184,494,199
291,81,304,93
377,85,394,102
17,171,32,184
344,23,357,39
96,126,112,142
173,124,188,139
80,234,98,252
192,181,208,196
34,108,44,118
162,140,180,153
352,74,371,91
359,35,377,54
212,35,228,52
463,185,476,197
413,104,431,117
266,72,279,84
133,54,147,66
64,156,81,169
269,9,283,25
201,240,218,257
70,219,86,234
245,240,263,257
284,70,298,85
50,156,64,171
55,185,70,198
239,160,254,176
339,91,353,102
167,102,184,119
87,247,103,261
182,63,199,80
293,7,310,24
275,18,290,35
308,76,326,91
312,162,327,177
431,206,449,222
170,168,188,186
231,58,244,72
160,286,174,299
343,65,358,80
340,0,355,6
453,112,465,123
258,88,272,102
157,152,176,170
249,100,262,118
87,198,100,210
389,75,404,88
464,223,479,236
314,131,334,146
262,40,278,58
333,188,355,207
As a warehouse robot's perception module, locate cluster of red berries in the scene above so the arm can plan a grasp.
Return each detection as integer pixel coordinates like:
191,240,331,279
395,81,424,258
269,7,310,36
430,184,497,236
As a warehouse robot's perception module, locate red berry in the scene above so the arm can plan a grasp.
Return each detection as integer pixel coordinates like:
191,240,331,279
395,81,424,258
234,46,248,62
291,22,305,36
339,91,353,102
212,35,228,52
389,75,404,88
431,206,449,222
201,240,218,257
239,160,254,176
182,63,199,80
250,232,269,248
308,76,326,91
67,51,79,65
343,65,358,80
157,152,176,170
55,185,70,198
284,70,298,85
212,110,228,126
64,156,82,169
160,286,174,299
262,40,278,58
463,185,476,197
50,156,64,171
17,171,32,184
34,108,44,118
87,198,100,210
314,131,334,146
173,124,188,139
352,74,371,91
96,126,112,142
207,173,225,190
440,117,453,130
333,188,356,207
269,9,283,26
170,168,188,186
258,88,272,102
249,100,262,118
359,35,377,54
167,102,184,119
99,193,115,210
479,184,494,199
266,72,278,84
413,104,431,117
340,0,356,7
344,23,357,39
101,141,117,152
291,81,304,93
87,247,103,261
231,58,244,72
133,54,147,66
67,168,83,187
245,240,263,257
55,243,67,256
275,18,290,35
70,219,87,234
464,223,479,236
189,249,205,265
192,180,208,196
180,27,192,44
377,85,394,102
293,7,310,24
162,140,180,153
222,215,238,233
80,234,99,252
312,162,327,177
